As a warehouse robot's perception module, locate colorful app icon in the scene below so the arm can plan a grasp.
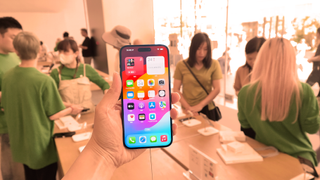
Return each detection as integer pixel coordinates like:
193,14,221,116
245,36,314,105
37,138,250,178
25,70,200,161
137,91,145,98
139,136,147,143
127,103,134,110
128,137,136,144
126,80,134,87
149,113,156,120
148,102,156,109
159,101,166,109
161,135,167,142
158,79,165,86
128,114,135,122
138,102,145,109
138,114,145,121
150,136,157,143
127,91,134,99
159,90,165,97
148,90,155,98
148,79,155,86
137,79,144,87
127,58,134,66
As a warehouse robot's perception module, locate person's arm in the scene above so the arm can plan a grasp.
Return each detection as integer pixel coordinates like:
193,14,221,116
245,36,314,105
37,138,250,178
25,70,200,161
79,45,88,50
300,85,320,134
234,68,242,96
307,55,320,62
237,87,251,129
63,73,179,180
189,79,221,113
173,79,192,110
86,65,110,91
49,107,72,120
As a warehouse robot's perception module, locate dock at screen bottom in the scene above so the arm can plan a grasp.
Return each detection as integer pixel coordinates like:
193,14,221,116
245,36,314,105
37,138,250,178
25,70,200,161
125,133,171,148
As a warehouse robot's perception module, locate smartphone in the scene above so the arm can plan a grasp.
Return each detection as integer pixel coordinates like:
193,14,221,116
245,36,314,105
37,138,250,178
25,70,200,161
120,45,172,149
81,108,90,112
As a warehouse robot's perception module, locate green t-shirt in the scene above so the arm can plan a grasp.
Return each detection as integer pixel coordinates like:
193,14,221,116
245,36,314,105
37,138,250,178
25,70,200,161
173,59,222,110
50,63,110,91
0,53,21,134
238,82,320,166
1,66,65,169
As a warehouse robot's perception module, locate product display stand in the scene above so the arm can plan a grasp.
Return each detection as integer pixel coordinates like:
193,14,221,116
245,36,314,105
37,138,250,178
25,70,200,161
182,111,202,127
183,145,218,180
197,113,219,136
182,119,202,127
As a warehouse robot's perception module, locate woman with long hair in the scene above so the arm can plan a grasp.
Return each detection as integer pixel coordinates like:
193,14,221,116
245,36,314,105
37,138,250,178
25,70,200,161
173,33,222,118
238,38,320,166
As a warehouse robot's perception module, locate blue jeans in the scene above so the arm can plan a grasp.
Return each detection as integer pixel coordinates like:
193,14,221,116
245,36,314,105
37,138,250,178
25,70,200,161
0,133,25,180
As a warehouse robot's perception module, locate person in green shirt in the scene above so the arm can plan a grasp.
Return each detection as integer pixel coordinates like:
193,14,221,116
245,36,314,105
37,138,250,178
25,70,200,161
50,39,110,112
238,38,320,166
0,16,24,180
1,31,82,180
173,33,222,118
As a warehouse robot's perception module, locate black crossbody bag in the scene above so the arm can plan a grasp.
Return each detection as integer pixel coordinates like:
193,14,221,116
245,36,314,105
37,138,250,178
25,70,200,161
183,61,222,121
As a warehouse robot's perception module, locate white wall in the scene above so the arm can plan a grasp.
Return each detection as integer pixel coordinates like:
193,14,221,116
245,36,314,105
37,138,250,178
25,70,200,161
102,0,155,75
0,0,87,52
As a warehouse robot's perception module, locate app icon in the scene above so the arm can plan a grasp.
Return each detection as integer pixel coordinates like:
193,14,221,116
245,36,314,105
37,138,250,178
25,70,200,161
148,79,155,86
158,79,165,86
127,91,134,99
137,91,145,98
138,102,145,109
161,135,167,142
159,90,166,97
137,79,144,87
148,90,155,98
127,103,134,110
138,114,145,121
149,113,156,120
126,80,134,87
148,102,156,109
150,136,157,143
128,137,136,144
139,136,147,143
159,101,166,109
128,114,135,121
127,58,134,66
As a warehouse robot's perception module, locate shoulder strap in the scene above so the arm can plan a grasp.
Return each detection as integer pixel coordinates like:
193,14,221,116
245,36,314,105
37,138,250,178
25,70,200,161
83,63,86,77
183,61,209,95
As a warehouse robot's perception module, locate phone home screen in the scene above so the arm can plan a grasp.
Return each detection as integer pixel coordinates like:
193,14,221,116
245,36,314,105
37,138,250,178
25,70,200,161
120,45,172,148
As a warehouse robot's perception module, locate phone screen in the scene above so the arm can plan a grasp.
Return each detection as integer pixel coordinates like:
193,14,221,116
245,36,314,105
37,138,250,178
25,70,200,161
120,45,172,149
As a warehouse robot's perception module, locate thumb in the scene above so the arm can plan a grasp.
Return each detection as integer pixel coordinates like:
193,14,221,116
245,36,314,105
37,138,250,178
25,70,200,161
97,72,122,110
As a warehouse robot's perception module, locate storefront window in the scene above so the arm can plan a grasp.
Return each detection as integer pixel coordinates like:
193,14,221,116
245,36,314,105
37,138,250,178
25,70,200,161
154,0,320,109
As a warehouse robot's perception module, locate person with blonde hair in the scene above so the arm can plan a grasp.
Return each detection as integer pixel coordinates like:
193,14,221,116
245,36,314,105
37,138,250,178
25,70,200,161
238,38,320,166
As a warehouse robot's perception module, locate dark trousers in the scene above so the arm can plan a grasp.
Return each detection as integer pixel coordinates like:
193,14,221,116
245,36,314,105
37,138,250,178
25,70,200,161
241,127,256,139
23,162,57,180
306,68,320,97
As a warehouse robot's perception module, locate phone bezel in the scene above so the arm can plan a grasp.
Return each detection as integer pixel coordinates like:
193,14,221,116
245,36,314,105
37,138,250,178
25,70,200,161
119,44,173,149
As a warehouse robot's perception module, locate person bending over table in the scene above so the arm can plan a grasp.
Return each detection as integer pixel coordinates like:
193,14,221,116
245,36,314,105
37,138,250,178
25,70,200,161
50,39,110,112
62,73,179,180
238,38,320,166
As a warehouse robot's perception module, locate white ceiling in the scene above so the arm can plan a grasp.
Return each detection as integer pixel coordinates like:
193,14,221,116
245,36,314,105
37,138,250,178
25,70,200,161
0,0,69,13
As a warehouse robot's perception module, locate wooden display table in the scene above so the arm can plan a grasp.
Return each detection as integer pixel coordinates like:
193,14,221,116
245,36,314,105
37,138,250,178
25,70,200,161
163,112,306,180
54,112,185,180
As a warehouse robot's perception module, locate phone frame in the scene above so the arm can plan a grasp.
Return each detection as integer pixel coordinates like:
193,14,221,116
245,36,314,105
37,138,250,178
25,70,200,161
119,44,173,149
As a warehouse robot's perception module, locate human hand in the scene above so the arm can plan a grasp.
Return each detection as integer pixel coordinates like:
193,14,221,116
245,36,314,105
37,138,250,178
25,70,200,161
308,59,312,63
88,72,180,168
70,104,83,115
189,104,204,115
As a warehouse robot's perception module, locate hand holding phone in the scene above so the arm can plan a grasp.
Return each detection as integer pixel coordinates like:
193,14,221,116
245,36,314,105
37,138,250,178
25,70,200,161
120,45,172,149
